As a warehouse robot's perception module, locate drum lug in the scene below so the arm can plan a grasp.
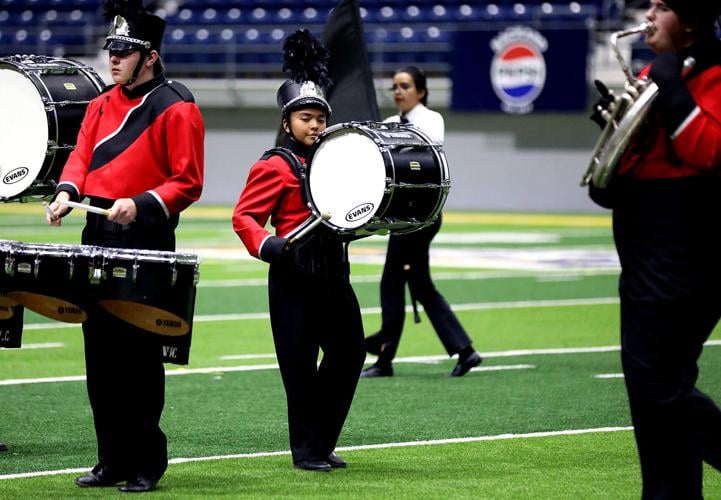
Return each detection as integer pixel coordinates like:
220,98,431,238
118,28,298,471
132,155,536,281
33,254,41,279
47,141,75,153
89,254,105,285
170,260,178,287
132,258,139,284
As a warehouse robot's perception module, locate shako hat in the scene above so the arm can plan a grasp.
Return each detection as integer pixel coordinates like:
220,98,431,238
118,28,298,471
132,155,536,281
276,29,332,117
663,0,721,27
103,0,166,52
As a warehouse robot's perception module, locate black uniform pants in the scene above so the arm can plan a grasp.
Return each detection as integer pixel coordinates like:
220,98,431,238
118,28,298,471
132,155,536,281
82,308,168,479
621,296,721,499
376,215,471,365
268,260,366,463
80,211,172,479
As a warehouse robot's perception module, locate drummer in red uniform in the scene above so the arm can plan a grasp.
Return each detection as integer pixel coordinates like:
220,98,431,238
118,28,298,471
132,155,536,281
232,29,366,472
45,0,204,492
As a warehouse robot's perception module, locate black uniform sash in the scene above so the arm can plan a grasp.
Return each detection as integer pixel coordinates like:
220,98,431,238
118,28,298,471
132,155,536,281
88,82,186,173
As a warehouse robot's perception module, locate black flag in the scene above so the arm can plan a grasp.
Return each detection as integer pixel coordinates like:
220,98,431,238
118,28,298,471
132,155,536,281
322,0,380,124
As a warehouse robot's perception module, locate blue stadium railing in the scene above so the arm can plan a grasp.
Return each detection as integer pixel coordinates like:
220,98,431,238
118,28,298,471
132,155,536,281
0,0,621,77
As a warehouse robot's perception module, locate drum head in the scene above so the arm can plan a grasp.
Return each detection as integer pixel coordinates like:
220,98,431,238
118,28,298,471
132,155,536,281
0,66,49,199
309,129,387,230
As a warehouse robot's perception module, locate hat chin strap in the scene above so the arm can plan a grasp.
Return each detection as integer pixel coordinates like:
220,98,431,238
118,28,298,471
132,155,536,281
122,52,146,86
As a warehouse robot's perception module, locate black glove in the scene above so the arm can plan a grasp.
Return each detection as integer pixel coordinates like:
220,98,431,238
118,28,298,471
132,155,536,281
589,80,616,129
649,51,696,134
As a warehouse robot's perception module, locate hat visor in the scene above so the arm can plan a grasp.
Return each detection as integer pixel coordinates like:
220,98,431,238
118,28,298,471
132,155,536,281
103,39,141,51
285,97,331,115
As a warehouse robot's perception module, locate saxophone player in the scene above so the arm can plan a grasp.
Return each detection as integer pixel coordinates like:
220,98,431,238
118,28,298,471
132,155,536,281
589,1,721,497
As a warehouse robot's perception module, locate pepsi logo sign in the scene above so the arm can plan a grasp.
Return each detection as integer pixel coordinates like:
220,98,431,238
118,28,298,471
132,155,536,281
490,26,548,114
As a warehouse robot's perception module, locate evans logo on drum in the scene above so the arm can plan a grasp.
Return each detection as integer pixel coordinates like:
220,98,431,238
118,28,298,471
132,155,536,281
3,167,29,185
345,203,375,222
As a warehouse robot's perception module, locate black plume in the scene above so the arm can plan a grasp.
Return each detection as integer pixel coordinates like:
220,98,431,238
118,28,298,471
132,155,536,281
281,29,331,90
103,0,147,20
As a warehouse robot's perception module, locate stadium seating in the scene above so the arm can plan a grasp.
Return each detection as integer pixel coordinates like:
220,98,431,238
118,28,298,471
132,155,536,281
0,0,621,77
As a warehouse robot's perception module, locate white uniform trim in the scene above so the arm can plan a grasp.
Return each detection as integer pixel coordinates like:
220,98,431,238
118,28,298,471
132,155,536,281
671,105,701,140
92,83,165,152
148,189,170,218
257,234,274,261
56,181,80,198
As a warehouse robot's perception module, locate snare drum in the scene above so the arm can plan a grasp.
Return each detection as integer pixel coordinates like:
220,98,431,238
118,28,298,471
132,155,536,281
0,242,23,349
305,121,450,236
4,242,94,323
94,248,200,338
0,240,19,311
0,55,105,201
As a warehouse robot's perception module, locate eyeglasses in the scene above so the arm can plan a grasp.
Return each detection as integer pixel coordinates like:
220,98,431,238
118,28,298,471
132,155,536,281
390,83,414,92
109,49,138,59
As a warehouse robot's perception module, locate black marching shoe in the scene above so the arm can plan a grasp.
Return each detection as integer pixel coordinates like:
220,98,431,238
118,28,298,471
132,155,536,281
75,466,127,488
450,351,482,377
360,363,393,378
327,452,347,468
119,475,160,493
0,442,7,452
294,460,332,472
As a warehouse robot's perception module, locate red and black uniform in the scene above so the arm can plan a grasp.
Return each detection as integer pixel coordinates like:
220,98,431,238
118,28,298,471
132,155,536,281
590,38,721,498
55,73,204,482
233,137,365,465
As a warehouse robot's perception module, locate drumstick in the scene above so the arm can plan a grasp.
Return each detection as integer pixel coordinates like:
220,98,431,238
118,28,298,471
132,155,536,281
288,212,331,244
57,199,111,217
42,202,56,220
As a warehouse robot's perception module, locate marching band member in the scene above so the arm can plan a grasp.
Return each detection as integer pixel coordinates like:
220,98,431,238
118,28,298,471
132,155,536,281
232,30,366,472
589,1,721,497
46,0,204,492
361,65,481,378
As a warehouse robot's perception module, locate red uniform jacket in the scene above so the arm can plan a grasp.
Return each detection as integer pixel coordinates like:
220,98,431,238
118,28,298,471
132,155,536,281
619,65,721,179
57,75,204,220
233,152,312,261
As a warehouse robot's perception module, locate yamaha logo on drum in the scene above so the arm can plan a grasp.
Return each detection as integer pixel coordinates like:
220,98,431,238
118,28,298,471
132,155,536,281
57,305,83,316
3,167,29,185
345,203,375,222
156,318,182,329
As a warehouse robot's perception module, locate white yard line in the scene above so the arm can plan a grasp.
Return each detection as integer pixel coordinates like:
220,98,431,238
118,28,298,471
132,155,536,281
199,268,619,288
1,342,64,350
0,426,633,481
7,340,721,386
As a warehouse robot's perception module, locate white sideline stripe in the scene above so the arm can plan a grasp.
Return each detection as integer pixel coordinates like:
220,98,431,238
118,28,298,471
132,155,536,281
0,426,633,481
595,373,624,379
0,364,281,386
19,297,621,331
